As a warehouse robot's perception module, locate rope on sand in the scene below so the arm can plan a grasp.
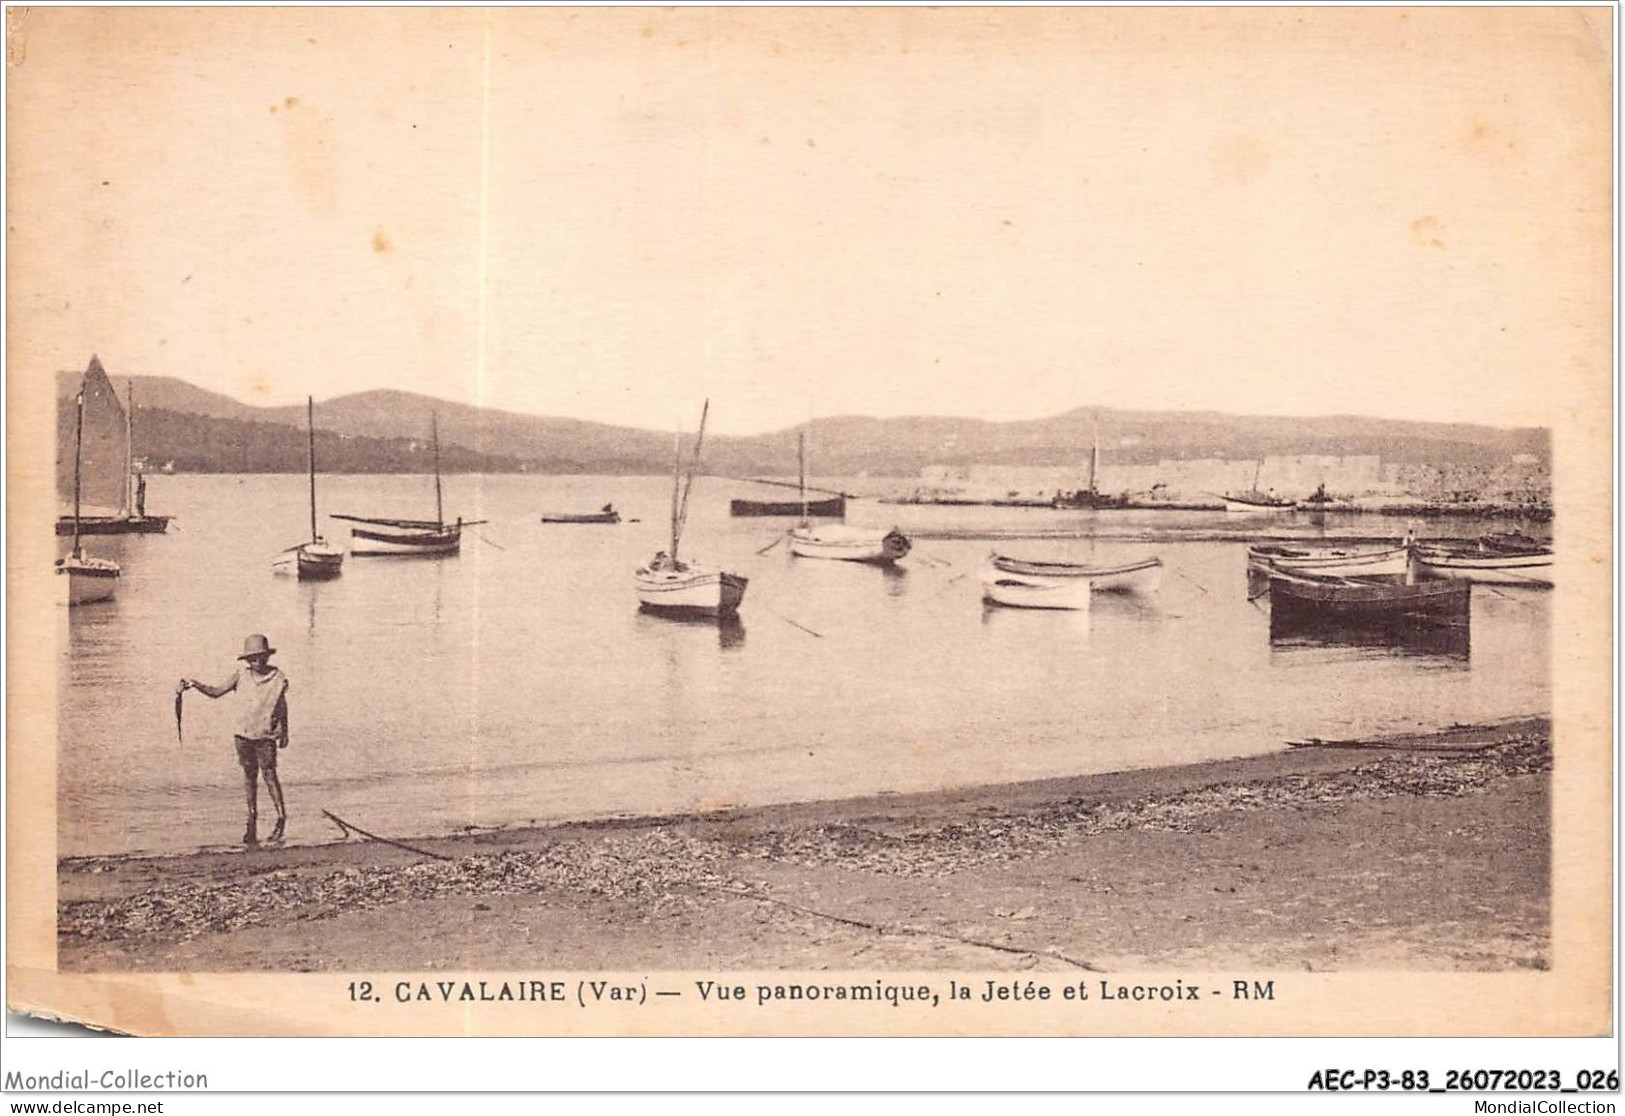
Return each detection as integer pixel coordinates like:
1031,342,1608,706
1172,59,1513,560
321,810,455,862
698,882,1101,971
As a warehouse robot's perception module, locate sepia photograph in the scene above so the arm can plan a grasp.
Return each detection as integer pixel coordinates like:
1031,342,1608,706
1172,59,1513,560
6,5,1613,1044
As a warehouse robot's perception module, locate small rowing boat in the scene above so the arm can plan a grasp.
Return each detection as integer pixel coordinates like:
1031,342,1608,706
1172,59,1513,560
732,495,846,518
989,553,1162,593
1268,570,1470,625
1247,541,1412,579
1412,541,1552,587
979,566,1094,610
541,504,620,525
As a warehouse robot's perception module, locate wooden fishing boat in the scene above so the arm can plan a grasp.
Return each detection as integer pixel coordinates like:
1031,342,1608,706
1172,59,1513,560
1412,543,1552,587
732,494,846,518
990,553,1162,593
784,431,911,563
1247,541,1412,579
273,397,345,580
56,371,121,605
1268,571,1469,625
56,359,170,536
541,504,620,524
335,414,482,556
1220,461,1293,513
636,401,748,619
979,566,1093,610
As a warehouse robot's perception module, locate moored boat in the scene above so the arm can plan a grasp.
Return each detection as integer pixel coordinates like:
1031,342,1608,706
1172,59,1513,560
1222,491,1294,514
56,362,171,536
541,504,620,525
1247,541,1412,579
1268,571,1470,625
273,397,345,581
990,553,1162,593
732,495,846,518
1412,544,1552,587
335,414,482,557
784,432,911,563
979,566,1094,610
637,400,749,620
57,373,121,605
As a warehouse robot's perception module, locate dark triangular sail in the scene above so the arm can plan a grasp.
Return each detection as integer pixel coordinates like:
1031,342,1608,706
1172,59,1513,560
56,355,129,516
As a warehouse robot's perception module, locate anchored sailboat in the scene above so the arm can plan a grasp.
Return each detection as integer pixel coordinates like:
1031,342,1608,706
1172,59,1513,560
786,431,910,563
56,383,121,605
272,397,344,580
55,357,170,535
334,413,483,556
635,401,748,618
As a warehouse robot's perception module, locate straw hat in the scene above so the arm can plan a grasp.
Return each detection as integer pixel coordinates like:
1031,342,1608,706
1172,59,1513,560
238,634,277,661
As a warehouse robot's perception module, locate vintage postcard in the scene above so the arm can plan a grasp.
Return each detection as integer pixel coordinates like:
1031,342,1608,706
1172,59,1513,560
5,6,1612,1040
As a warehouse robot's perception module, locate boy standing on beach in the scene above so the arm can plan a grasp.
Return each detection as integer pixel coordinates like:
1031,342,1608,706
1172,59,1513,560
179,634,289,846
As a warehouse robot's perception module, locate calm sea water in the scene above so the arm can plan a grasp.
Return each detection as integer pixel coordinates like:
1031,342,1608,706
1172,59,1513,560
57,473,1551,857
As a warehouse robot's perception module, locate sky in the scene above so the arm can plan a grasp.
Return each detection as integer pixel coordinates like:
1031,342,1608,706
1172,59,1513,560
8,7,1611,435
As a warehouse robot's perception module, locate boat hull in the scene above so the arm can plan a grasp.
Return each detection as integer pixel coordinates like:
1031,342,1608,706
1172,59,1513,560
788,526,911,563
979,567,1093,610
275,541,346,580
349,525,462,556
1223,495,1294,514
1247,543,1412,579
635,563,749,618
732,496,845,518
990,554,1162,593
1268,573,1469,625
1413,550,1552,586
56,555,120,605
55,514,171,536
540,512,620,524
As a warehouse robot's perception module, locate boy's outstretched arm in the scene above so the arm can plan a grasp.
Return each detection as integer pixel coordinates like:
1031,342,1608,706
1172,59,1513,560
181,673,238,699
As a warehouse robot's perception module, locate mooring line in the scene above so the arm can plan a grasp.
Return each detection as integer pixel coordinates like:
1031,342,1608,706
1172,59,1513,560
322,810,455,862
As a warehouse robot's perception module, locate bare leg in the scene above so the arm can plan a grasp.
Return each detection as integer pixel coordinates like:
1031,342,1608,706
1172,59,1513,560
242,765,259,845
263,768,286,841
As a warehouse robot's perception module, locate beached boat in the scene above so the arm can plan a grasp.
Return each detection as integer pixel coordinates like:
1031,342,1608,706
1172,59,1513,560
55,359,170,536
1247,541,1412,579
979,566,1094,610
635,401,748,619
541,504,620,525
56,375,121,605
786,432,911,563
272,398,345,581
990,553,1162,593
1267,571,1469,625
1412,541,1552,587
334,414,482,556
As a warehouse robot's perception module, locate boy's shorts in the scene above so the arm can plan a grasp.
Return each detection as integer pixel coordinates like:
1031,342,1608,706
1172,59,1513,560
234,735,278,773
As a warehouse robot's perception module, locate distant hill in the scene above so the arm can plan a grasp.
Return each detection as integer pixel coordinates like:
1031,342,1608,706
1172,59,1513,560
56,370,1550,476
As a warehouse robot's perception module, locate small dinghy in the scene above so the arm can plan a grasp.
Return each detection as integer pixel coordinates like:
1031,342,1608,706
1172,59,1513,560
989,553,1162,593
979,566,1094,610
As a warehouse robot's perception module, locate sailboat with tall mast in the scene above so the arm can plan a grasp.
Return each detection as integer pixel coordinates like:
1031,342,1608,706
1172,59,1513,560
786,431,910,562
55,357,170,535
55,384,121,605
635,400,748,618
1053,412,1132,510
1221,459,1293,513
334,413,483,556
272,397,345,579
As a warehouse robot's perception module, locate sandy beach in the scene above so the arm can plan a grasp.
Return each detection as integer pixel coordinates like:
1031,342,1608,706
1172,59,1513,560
58,717,1549,973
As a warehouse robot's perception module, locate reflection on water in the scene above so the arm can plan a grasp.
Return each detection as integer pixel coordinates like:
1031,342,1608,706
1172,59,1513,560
56,474,1551,856
1269,617,1471,663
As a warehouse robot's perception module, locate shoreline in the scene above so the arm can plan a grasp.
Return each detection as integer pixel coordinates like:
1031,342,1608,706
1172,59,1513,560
58,714,1549,871
59,717,1550,973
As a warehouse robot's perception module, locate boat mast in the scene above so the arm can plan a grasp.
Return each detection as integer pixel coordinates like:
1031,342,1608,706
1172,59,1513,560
307,396,318,544
72,389,85,559
1089,414,1100,495
798,430,808,526
1252,459,1262,494
125,380,135,518
668,429,682,562
431,413,444,528
674,399,709,559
